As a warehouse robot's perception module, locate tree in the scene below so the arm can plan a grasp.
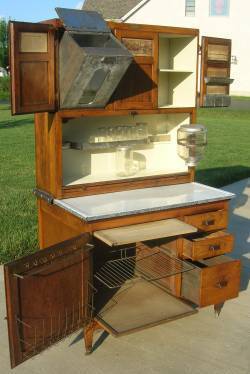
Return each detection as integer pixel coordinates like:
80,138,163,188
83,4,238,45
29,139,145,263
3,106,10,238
0,18,8,68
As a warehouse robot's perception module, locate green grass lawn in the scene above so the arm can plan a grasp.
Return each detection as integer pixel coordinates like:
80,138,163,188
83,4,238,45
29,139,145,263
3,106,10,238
196,108,250,186
0,104,37,263
0,104,250,263
231,96,250,101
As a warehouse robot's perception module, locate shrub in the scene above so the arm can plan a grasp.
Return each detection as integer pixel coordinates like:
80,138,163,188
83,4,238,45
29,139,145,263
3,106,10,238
0,75,10,100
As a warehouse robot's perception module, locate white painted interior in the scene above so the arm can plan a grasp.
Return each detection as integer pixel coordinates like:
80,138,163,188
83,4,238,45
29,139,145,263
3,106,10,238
62,114,190,185
158,35,197,107
123,0,250,96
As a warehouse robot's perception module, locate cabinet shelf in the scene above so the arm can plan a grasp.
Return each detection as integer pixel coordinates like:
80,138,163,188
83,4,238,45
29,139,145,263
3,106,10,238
158,71,196,108
159,104,194,109
94,246,194,289
159,69,194,74
158,35,197,108
64,168,187,186
66,134,171,152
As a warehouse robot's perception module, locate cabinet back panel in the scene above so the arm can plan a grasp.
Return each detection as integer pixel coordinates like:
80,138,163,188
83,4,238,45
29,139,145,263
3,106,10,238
62,114,189,185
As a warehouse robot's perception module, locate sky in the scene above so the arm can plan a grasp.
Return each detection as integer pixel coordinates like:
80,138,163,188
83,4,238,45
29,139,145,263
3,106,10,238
0,0,85,22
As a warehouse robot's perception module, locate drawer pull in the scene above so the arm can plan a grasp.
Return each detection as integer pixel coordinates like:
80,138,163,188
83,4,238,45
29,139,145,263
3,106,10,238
216,280,228,289
203,219,215,226
209,244,221,251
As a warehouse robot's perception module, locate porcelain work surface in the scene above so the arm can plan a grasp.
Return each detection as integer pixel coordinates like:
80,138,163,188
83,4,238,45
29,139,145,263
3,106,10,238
54,182,235,222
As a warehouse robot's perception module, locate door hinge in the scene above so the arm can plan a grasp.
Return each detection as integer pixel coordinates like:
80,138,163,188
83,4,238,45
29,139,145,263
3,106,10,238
198,45,202,55
33,188,54,205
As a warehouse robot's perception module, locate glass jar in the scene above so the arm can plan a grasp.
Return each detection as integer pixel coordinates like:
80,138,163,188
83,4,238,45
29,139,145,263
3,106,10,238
115,146,139,177
177,124,207,166
135,122,148,139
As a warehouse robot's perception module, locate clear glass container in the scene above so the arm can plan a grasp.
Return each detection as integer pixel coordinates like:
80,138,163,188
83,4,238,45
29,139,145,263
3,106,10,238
177,124,207,166
135,122,148,139
115,146,139,177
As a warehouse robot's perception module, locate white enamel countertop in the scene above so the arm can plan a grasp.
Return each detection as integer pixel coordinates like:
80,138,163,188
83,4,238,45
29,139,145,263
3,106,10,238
54,182,235,222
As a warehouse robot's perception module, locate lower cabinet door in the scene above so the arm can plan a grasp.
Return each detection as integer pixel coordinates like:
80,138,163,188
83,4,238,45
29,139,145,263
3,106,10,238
4,234,93,368
181,255,241,307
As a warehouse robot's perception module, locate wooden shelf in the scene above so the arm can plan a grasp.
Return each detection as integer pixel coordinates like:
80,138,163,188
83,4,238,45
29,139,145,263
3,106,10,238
159,104,195,109
158,35,197,109
159,69,193,73
63,168,188,186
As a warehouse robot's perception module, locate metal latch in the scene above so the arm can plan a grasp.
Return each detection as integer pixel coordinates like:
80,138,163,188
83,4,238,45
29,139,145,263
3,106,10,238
33,188,54,205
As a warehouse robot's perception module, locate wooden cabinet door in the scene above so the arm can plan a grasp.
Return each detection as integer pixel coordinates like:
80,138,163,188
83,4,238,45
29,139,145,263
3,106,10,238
112,30,158,110
200,36,232,107
9,22,56,114
4,234,93,368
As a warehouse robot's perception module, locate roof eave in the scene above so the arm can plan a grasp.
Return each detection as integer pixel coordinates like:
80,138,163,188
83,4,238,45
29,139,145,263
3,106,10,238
121,0,151,21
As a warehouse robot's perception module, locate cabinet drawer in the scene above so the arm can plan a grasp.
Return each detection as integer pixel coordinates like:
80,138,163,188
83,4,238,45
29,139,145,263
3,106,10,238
182,231,234,260
181,255,241,307
183,210,228,232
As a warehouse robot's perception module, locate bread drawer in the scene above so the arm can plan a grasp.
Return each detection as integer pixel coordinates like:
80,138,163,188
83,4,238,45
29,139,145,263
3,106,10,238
181,255,241,307
183,210,228,232
182,231,234,260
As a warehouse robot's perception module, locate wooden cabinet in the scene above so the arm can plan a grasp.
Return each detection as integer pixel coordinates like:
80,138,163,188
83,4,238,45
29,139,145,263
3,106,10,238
4,190,240,367
180,204,239,308
158,33,198,108
181,255,240,307
9,22,56,114
9,20,199,114
34,111,195,199
200,36,232,107
9,20,233,114
5,13,239,369
4,234,92,368
110,25,199,110
112,29,158,110
183,209,228,232
182,231,234,260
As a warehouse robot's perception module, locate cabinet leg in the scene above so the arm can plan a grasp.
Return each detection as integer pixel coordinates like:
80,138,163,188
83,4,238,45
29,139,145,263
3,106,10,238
214,302,225,317
83,320,100,355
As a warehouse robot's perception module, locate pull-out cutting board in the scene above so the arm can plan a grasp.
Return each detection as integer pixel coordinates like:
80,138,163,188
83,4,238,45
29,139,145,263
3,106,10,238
93,218,197,246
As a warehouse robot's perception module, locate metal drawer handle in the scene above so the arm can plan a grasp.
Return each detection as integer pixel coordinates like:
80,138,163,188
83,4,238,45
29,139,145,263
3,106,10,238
203,219,215,226
209,244,221,251
216,280,228,289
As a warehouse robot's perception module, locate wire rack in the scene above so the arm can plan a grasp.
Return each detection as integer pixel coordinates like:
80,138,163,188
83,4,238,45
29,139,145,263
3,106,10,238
94,246,194,289
16,283,96,362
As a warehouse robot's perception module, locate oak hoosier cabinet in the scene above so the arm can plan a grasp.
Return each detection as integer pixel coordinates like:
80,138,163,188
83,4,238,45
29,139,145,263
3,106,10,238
5,8,239,368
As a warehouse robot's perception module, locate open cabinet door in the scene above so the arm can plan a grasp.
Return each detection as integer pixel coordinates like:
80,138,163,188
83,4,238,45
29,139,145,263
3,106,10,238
9,21,56,114
4,234,93,368
200,36,232,107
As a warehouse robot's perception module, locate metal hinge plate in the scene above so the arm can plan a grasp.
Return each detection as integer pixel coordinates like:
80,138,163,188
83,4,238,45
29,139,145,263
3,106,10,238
33,188,54,205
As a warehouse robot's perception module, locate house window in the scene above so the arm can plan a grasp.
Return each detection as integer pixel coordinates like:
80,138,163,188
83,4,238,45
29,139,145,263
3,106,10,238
210,0,230,16
185,0,195,16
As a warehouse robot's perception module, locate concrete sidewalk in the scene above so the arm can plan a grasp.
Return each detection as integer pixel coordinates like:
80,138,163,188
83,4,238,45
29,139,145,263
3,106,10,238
230,98,250,110
1,179,250,374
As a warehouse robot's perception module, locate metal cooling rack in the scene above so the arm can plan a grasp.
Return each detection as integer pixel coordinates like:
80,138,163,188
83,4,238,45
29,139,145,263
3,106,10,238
94,246,194,289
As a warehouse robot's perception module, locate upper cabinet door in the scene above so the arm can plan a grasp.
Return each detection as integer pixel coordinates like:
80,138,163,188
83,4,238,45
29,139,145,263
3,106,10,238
200,36,232,107
9,22,56,114
111,29,158,110
4,234,93,368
